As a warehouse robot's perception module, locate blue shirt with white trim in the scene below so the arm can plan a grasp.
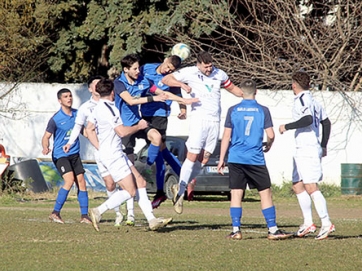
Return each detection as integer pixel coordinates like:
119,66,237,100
225,99,273,165
45,108,80,160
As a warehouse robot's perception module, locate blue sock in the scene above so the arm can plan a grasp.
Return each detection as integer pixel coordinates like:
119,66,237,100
147,144,160,165
155,152,165,191
77,190,89,216
230,207,242,227
53,187,69,213
262,206,277,228
162,148,181,176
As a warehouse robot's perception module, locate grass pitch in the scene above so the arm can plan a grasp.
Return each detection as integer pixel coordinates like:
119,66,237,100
0,192,362,271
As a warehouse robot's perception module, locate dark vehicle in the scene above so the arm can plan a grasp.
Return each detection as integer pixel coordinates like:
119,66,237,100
134,136,230,199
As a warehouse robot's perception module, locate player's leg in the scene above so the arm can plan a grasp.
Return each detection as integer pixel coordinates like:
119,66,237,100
226,163,244,240
151,151,167,209
49,157,74,224
146,128,162,166
71,154,91,223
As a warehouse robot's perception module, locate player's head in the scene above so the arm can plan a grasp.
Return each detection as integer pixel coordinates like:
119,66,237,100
96,78,114,98
159,55,182,75
121,54,140,81
196,51,213,76
240,79,257,98
87,75,104,93
57,88,73,108
292,71,310,93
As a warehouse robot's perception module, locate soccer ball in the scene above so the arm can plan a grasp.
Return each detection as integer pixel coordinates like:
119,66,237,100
171,43,191,61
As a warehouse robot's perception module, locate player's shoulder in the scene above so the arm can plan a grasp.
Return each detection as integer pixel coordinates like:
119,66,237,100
176,65,198,74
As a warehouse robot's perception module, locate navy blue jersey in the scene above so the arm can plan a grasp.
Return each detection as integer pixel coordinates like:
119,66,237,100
225,99,273,165
140,63,181,117
46,108,80,160
114,72,153,126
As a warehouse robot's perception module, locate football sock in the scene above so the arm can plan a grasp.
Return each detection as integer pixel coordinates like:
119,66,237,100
311,190,331,227
147,144,160,166
136,188,155,221
126,197,134,217
262,206,277,228
230,207,242,232
188,160,202,182
296,190,313,225
155,152,166,191
178,158,194,196
162,148,181,176
53,187,70,212
106,189,120,214
77,190,89,215
98,190,131,214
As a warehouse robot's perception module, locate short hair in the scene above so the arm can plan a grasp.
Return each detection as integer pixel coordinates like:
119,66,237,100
96,78,114,97
240,79,256,95
196,51,213,64
87,75,104,87
121,54,140,70
57,88,71,99
292,71,310,90
168,55,182,69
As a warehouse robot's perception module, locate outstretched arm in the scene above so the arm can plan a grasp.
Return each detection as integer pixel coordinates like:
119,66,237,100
161,74,192,93
225,83,243,97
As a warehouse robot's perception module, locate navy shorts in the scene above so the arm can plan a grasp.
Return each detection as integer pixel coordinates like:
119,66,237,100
122,122,154,155
228,163,271,191
53,153,85,177
142,116,168,142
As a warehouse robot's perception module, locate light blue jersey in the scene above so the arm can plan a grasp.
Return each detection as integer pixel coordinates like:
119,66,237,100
225,99,273,165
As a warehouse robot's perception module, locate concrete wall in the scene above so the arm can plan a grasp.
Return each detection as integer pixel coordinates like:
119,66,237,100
1,82,362,186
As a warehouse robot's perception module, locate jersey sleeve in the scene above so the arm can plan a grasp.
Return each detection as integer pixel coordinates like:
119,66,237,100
296,95,312,117
224,106,235,128
74,104,87,125
45,117,56,134
114,80,127,96
173,67,193,82
262,106,273,129
219,69,232,89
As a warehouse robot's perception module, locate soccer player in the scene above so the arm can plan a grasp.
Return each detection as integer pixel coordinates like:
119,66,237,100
140,55,187,209
86,78,172,232
42,88,91,224
63,75,130,227
217,79,292,240
279,71,334,240
161,51,243,214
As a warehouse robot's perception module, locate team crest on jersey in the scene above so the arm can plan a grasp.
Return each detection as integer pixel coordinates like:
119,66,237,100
138,84,144,89
205,84,214,92
158,81,164,87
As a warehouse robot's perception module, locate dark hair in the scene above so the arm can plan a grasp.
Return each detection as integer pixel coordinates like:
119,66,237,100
169,55,182,69
196,51,213,64
96,78,114,97
240,79,256,95
87,75,105,87
292,71,310,90
121,54,140,70
57,88,71,99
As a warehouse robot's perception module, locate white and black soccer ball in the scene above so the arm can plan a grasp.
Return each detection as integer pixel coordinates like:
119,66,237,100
171,43,191,61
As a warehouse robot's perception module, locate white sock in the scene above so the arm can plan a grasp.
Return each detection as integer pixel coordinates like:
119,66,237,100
106,189,120,214
126,197,134,217
188,160,203,182
136,188,155,221
180,158,195,185
311,190,331,227
98,190,131,215
296,190,313,225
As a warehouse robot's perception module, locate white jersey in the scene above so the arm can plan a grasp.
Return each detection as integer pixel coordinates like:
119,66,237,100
89,99,124,161
75,98,98,125
292,91,328,149
173,66,231,121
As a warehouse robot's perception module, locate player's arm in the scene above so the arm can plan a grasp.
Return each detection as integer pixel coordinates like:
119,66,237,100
154,88,199,105
217,127,231,175
161,74,191,93
85,121,99,150
320,117,331,157
279,115,313,134
63,123,84,153
119,88,167,106
114,119,148,138
41,131,52,155
224,83,243,97
263,127,275,153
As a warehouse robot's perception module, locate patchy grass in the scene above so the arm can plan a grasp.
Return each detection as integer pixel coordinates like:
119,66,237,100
0,189,361,271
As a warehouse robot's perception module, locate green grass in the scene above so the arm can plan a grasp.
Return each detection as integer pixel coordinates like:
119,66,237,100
0,190,361,271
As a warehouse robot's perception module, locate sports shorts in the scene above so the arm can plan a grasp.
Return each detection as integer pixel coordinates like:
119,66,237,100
142,116,168,142
100,152,133,182
94,149,109,178
228,163,271,191
122,121,154,155
53,153,85,177
292,147,323,184
186,118,219,155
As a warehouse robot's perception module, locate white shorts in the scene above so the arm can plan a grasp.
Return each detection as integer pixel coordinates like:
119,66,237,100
94,150,109,178
292,147,323,184
186,118,219,155
100,153,133,182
